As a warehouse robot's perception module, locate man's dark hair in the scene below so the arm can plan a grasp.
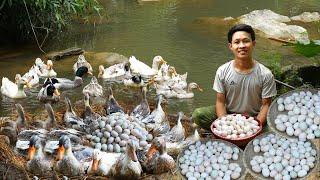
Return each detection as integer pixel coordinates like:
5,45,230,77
227,24,255,43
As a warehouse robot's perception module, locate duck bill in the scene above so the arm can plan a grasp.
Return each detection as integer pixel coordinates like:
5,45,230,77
25,82,32,88
28,145,36,160
54,88,60,96
56,145,65,160
47,64,52,70
146,145,157,159
161,59,167,64
198,87,203,92
92,159,99,171
87,71,93,76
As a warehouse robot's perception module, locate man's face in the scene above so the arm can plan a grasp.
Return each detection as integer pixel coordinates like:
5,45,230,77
228,31,255,60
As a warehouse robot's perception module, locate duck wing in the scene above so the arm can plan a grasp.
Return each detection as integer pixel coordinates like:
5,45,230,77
129,56,152,73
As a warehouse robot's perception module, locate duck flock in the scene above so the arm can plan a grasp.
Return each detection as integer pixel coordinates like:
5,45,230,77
0,54,202,178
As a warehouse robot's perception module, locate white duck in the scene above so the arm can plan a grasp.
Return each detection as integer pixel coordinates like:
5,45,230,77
1,74,30,99
129,56,166,78
82,76,103,97
111,140,142,179
22,65,40,88
73,55,93,75
87,149,121,176
176,82,203,99
38,60,57,78
98,63,130,80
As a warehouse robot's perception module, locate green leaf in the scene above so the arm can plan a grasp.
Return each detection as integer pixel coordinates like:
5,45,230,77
0,0,7,10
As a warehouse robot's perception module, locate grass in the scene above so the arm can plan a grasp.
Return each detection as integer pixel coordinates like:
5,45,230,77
294,41,320,57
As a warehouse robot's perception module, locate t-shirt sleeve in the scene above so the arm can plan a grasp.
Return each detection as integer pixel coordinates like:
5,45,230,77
213,67,225,93
262,72,277,98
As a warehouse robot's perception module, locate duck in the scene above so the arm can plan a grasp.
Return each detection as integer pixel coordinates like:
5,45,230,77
26,135,53,175
166,128,200,157
165,112,185,142
38,60,57,78
104,87,124,115
83,93,100,133
182,129,200,147
131,86,150,120
128,56,166,78
82,76,103,97
30,103,57,130
55,135,84,176
144,137,175,174
52,66,89,90
73,55,93,75
63,97,86,131
37,80,60,103
98,62,129,80
176,82,203,99
111,140,142,179
1,74,31,99
86,149,121,176
123,74,147,87
2,104,28,132
0,126,18,147
142,95,170,136
22,65,40,88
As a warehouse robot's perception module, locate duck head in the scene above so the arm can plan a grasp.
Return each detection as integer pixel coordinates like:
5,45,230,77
131,75,142,84
91,149,102,172
90,76,98,84
15,74,22,83
28,135,42,160
188,82,203,92
46,60,54,70
76,66,89,77
168,66,177,77
153,56,166,65
98,65,105,78
126,140,138,162
56,135,71,160
46,83,60,97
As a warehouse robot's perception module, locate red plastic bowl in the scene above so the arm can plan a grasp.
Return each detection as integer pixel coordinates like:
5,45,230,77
210,114,263,147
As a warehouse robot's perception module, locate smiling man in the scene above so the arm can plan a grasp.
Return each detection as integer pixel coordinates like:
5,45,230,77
192,24,277,129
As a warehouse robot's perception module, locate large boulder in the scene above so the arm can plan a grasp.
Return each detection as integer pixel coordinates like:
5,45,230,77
238,9,310,44
291,12,320,22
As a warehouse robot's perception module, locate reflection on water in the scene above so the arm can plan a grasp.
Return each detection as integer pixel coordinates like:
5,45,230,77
0,0,319,116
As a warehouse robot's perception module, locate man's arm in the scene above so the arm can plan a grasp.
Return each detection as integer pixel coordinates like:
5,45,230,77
216,92,227,118
256,97,272,125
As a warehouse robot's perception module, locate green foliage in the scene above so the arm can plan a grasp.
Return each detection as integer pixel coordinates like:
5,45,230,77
260,52,282,80
0,0,104,42
294,41,320,57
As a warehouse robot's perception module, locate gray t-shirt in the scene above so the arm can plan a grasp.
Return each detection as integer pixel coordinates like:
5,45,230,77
213,60,277,115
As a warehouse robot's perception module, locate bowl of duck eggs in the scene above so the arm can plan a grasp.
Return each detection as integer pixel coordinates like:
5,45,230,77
211,114,262,147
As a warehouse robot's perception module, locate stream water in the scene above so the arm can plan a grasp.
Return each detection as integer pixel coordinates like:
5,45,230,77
0,0,319,116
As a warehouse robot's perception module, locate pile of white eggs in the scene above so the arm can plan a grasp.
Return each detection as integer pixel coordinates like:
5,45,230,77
213,114,260,139
179,140,243,180
86,112,153,152
275,90,320,140
249,133,317,179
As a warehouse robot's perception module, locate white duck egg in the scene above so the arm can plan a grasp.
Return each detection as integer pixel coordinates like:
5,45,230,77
278,104,285,111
